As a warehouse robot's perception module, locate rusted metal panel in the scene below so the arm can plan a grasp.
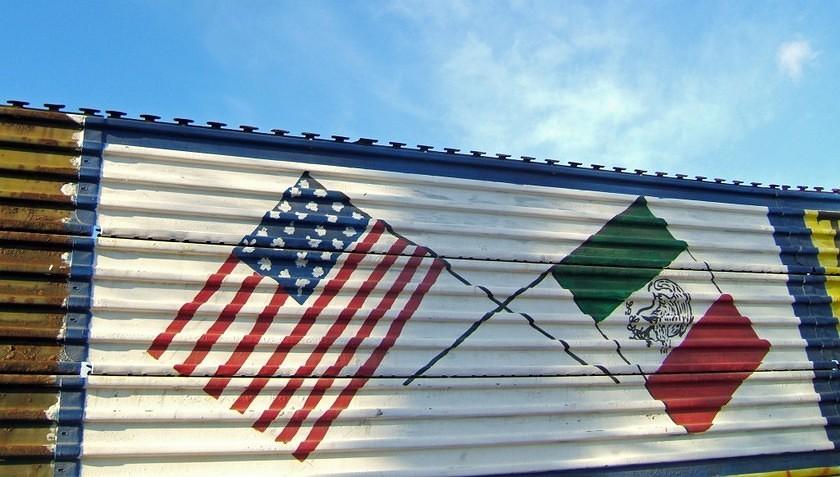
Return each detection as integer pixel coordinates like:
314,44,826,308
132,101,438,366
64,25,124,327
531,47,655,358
0,204,91,235
0,105,94,237
0,107,83,150
0,106,84,127
0,147,81,176
0,374,84,477
0,176,76,204
0,105,92,477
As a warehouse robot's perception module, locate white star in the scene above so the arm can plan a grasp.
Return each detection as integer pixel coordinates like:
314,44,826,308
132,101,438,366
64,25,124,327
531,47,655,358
332,202,344,212
305,201,318,212
295,278,311,294
332,238,344,249
299,179,310,189
241,238,256,253
321,251,332,260
256,227,269,237
295,252,308,268
312,266,324,278
278,269,291,278
269,210,280,219
258,257,272,271
295,211,308,220
314,225,326,237
327,215,338,223
290,187,302,197
314,189,327,197
284,224,295,235
271,237,285,248
278,201,292,213
352,212,364,220
342,227,356,237
307,236,322,248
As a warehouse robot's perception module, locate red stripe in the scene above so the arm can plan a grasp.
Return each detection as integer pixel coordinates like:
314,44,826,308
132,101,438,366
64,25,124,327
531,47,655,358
293,258,444,461
231,221,386,413
173,273,264,376
276,249,427,443
252,239,410,432
204,288,289,399
148,253,239,359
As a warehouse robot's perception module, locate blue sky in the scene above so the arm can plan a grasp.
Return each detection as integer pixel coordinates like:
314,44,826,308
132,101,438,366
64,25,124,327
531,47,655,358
4,1,838,187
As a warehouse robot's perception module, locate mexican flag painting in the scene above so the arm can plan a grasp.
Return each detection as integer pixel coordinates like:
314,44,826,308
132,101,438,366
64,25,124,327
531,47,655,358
423,195,774,435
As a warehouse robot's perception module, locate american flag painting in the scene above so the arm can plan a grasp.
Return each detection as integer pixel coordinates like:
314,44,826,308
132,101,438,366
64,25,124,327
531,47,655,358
147,172,445,461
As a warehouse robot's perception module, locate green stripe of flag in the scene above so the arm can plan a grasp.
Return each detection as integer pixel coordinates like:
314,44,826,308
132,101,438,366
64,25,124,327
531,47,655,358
552,196,687,322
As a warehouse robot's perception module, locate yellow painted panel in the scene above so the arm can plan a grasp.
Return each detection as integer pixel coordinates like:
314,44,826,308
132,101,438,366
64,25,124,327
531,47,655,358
0,121,81,150
732,466,840,477
804,210,840,321
0,147,79,176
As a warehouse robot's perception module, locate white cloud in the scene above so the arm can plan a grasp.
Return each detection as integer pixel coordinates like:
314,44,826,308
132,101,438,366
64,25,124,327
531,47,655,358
777,40,816,81
389,3,780,169
199,1,799,175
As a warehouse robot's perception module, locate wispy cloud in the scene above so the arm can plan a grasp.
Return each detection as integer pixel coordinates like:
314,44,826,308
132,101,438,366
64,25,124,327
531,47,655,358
777,40,817,81
195,1,820,176
387,2,785,169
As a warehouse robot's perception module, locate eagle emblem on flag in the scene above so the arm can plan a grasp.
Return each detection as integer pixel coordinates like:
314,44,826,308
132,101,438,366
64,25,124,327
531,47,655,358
625,278,693,353
517,196,771,433
409,195,772,435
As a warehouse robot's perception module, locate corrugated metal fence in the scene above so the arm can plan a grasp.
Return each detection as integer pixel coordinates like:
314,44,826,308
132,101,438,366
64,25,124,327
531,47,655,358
3,102,840,476
0,106,93,476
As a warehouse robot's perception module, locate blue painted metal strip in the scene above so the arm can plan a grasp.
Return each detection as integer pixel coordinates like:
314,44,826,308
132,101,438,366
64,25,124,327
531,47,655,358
64,209,96,236
770,210,840,447
54,377,85,474
52,119,105,477
85,117,840,211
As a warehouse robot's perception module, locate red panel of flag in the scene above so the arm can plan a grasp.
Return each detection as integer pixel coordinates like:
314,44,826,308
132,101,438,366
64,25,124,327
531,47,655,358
645,294,771,433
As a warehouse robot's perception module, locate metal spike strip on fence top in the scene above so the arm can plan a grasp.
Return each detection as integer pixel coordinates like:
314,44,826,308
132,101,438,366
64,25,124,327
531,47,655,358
3,99,837,194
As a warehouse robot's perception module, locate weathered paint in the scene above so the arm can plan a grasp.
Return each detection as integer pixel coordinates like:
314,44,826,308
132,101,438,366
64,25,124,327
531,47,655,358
0,106,82,150
0,311,65,339
0,205,82,234
0,147,81,176
0,176,76,203
0,106,92,476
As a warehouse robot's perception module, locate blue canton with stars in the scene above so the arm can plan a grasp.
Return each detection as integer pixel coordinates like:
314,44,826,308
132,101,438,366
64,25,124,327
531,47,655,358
233,172,371,304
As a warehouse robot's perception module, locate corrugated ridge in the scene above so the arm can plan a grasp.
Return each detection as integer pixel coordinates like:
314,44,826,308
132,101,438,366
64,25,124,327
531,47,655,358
0,106,92,476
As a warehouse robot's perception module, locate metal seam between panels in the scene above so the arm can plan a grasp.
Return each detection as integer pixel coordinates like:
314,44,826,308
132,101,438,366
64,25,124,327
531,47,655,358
54,121,103,477
769,209,840,448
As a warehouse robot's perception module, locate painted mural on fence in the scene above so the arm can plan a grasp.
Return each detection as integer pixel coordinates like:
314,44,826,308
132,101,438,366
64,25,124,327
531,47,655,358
146,170,783,462
66,136,837,475
5,105,840,476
